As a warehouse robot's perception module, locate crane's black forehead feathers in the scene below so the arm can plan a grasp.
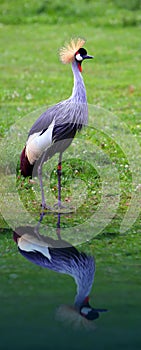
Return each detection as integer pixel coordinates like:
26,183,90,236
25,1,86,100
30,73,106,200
77,48,87,56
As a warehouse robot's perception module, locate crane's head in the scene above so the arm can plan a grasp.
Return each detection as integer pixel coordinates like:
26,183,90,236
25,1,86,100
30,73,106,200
75,47,93,72
80,296,108,321
56,297,107,330
59,37,93,72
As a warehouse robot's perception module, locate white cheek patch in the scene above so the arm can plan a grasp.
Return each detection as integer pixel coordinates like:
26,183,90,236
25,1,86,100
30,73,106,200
75,53,83,61
81,307,91,315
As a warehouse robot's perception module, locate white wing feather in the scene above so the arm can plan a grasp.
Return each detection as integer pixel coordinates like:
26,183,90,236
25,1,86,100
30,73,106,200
26,119,55,164
17,234,51,260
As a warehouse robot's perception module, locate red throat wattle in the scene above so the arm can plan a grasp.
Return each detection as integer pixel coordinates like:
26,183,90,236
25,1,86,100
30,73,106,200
78,63,82,72
84,296,89,304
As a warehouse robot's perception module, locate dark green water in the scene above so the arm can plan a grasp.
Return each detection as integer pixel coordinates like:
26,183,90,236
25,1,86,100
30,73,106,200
1,268,141,350
1,228,141,350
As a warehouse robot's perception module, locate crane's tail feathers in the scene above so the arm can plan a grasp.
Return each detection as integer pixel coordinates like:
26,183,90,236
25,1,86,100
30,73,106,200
60,37,86,64
20,147,34,178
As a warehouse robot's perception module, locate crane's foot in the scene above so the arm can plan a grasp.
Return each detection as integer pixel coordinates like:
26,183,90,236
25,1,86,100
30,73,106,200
54,201,66,209
43,204,52,211
39,202,75,215
53,201,75,214
39,203,54,219
41,202,53,211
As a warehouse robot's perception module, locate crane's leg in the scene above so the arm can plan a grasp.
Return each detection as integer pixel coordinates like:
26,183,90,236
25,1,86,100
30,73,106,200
37,153,52,211
54,152,66,210
57,152,63,208
54,152,74,213
56,213,61,239
38,163,46,209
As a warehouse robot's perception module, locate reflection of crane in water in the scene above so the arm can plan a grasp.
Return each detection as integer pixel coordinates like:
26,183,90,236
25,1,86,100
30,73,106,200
13,220,107,328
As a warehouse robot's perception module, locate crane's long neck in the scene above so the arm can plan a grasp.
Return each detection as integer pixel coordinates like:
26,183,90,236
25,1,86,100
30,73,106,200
73,255,95,310
71,60,87,103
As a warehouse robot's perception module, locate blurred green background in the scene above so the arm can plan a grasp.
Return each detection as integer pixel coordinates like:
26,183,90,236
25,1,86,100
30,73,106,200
0,1,141,349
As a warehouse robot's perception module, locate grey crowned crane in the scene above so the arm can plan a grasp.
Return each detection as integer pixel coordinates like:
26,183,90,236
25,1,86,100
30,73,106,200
13,226,107,329
20,38,93,210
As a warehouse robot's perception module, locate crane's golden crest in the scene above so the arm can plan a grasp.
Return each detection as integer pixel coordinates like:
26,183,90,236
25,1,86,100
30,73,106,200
56,305,96,330
59,38,86,64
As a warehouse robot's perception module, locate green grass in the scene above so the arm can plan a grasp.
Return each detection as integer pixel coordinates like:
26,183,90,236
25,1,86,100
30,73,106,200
0,0,141,25
0,1,141,349
0,22,141,232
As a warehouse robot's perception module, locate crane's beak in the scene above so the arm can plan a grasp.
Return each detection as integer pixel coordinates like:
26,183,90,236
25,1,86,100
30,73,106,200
94,308,108,313
83,54,94,60
86,307,108,320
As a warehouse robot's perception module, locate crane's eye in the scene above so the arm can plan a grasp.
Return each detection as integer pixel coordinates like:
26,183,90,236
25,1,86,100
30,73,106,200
75,53,83,61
